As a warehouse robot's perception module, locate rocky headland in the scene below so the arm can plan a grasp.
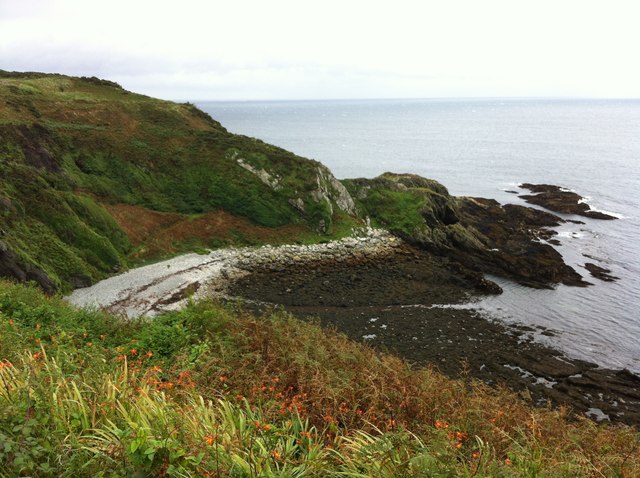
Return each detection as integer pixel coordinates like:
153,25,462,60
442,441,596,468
519,183,619,220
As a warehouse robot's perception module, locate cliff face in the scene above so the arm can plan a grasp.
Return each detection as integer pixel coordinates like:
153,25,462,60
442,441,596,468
0,72,358,291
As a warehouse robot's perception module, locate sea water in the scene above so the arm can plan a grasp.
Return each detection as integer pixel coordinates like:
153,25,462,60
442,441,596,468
198,98,640,373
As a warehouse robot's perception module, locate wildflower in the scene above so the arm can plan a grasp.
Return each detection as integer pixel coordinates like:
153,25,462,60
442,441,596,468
129,349,138,356
219,375,228,383
235,394,245,401
505,458,512,465
83,333,88,338
146,351,153,358
473,452,480,459
204,435,216,446
270,450,281,460
435,421,448,429
99,334,106,340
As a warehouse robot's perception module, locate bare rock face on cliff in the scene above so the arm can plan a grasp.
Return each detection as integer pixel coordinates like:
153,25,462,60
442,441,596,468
342,173,590,289
0,241,55,293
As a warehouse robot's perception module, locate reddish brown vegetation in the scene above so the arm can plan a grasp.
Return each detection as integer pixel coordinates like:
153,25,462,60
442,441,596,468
105,203,307,260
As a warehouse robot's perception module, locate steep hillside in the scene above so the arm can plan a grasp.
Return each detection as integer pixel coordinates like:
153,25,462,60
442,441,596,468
0,71,357,291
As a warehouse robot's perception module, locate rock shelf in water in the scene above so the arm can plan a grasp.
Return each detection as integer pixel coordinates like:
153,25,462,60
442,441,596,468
519,183,618,220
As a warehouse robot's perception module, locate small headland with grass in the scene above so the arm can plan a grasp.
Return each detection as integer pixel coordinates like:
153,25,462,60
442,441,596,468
2,70,640,476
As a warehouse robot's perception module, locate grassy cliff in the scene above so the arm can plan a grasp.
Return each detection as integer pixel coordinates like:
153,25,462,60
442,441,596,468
0,71,357,291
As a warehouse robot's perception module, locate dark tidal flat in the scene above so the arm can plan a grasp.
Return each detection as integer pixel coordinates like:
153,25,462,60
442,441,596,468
229,245,640,426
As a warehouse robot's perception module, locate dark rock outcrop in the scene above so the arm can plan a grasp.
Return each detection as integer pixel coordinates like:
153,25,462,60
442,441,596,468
345,173,590,289
454,198,590,288
16,123,61,173
584,262,619,282
520,183,617,220
0,241,55,294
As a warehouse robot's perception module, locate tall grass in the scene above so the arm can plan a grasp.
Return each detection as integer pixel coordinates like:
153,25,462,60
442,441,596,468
0,280,638,476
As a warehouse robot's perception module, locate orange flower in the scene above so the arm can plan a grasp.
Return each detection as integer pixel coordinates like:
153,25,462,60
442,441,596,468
204,435,216,446
505,458,512,465
472,452,480,459
270,450,281,460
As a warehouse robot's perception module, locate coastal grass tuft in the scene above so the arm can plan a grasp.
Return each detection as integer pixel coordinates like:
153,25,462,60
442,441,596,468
0,279,638,476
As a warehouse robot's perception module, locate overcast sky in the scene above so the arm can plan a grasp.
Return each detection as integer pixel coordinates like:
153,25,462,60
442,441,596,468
1,0,639,100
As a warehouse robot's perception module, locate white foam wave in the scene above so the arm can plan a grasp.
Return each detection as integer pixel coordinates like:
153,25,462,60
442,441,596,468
577,198,625,219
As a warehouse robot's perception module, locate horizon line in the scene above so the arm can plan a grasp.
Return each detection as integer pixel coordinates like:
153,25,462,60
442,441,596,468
186,96,640,104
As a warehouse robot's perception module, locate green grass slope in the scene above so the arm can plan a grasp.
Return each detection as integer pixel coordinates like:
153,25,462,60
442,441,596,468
0,71,358,291
0,280,638,477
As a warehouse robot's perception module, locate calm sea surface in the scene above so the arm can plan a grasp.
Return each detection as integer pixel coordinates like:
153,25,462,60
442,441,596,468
198,99,640,373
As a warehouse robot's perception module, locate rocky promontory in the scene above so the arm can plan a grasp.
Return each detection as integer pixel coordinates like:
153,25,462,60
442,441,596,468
519,183,618,220
343,173,590,289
